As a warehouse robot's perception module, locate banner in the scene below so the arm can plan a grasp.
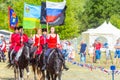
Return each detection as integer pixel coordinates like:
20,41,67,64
40,1,66,26
8,7,18,29
40,2,46,24
23,3,41,29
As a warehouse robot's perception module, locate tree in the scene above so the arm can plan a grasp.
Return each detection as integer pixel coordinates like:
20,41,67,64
0,0,86,39
79,0,120,32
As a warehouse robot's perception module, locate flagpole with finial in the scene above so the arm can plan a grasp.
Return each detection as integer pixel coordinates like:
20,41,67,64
8,6,11,31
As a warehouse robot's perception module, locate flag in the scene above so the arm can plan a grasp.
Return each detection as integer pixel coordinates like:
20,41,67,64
40,2,46,24
23,3,41,29
40,1,66,26
8,7,18,29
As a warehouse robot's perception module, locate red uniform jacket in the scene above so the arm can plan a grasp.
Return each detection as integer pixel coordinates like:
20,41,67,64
10,33,18,50
14,33,28,52
47,35,57,48
33,35,44,55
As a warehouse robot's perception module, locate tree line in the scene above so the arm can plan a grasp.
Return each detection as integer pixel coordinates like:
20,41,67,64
0,0,120,39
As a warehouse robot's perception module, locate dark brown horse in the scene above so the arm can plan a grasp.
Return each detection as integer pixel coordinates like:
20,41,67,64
46,48,63,80
30,46,46,80
7,45,30,80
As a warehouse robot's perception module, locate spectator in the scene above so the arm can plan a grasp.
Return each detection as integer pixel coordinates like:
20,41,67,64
88,45,94,63
66,41,74,61
62,40,68,60
0,34,6,62
79,41,87,63
114,39,120,64
105,45,111,65
93,40,101,64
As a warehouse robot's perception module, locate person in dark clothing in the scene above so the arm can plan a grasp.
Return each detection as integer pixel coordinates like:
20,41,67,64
79,41,87,63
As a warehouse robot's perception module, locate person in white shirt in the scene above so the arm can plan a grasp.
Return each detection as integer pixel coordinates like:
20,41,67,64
89,45,94,63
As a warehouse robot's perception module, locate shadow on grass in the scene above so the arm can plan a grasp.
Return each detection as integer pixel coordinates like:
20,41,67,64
0,78,14,80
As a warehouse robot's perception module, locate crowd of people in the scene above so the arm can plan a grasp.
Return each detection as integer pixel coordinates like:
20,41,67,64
79,38,120,65
1,26,120,68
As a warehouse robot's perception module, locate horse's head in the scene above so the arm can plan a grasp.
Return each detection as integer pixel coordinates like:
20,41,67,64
22,46,29,60
53,49,62,75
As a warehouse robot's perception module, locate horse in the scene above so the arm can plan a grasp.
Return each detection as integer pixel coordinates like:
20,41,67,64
46,48,63,80
30,46,46,80
7,45,30,80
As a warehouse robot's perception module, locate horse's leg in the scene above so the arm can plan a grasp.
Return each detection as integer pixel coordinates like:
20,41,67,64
19,68,24,80
46,71,50,80
41,70,45,80
26,66,30,79
0,53,1,62
51,74,54,80
54,75,57,80
58,72,62,80
14,66,17,80
32,64,37,80
17,67,20,80
39,69,45,80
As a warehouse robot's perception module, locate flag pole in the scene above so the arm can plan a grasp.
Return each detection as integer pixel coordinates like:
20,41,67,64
47,22,49,34
8,6,10,30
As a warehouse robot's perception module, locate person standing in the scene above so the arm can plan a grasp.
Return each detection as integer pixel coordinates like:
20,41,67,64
88,45,94,63
79,41,87,63
93,40,101,63
0,34,6,62
105,46,111,65
67,41,74,61
114,39,120,64
62,40,68,60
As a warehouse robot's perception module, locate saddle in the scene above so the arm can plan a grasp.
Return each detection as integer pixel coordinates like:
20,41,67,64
47,48,63,64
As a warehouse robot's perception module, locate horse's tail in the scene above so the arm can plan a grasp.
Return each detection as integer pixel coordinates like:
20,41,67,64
7,63,14,68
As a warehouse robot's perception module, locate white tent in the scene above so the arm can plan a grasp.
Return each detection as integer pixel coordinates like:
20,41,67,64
82,21,120,50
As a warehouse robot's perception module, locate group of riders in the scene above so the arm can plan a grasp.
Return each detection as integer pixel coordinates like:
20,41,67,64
8,26,69,71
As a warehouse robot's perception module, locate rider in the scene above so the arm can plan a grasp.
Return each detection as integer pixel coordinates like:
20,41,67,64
32,28,45,58
42,27,69,70
42,28,48,48
8,27,19,63
14,26,29,63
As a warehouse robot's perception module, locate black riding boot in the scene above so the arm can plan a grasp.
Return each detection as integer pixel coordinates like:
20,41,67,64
41,56,47,71
58,52,69,70
62,58,69,70
8,50,11,63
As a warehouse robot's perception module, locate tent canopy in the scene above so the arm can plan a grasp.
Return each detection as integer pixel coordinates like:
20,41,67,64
82,21,120,50
83,21,120,36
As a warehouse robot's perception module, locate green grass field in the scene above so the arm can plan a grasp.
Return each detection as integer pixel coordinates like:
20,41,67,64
0,52,120,80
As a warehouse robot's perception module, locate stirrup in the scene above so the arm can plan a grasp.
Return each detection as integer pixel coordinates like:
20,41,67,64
64,65,69,71
41,65,46,71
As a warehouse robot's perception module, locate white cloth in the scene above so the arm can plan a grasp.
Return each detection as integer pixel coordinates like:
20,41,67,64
89,47,94,54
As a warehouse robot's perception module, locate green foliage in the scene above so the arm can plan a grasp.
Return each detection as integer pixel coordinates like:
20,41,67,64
79,0,120,32
2,0,120,39
0,0,85,39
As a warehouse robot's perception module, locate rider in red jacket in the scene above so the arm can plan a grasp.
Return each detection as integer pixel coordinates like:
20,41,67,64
8,27,19,63
32,29,45,57
14,26,29,63
42,27,69,71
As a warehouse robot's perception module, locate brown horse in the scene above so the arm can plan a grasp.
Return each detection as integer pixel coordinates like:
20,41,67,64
46,48,63,80
30,46,46,80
